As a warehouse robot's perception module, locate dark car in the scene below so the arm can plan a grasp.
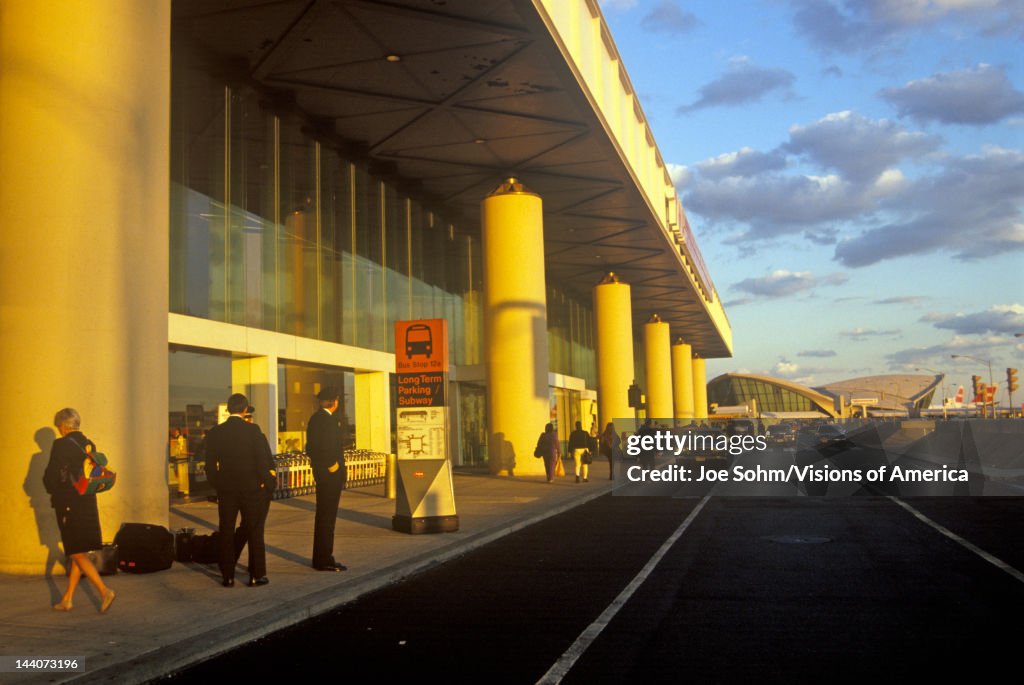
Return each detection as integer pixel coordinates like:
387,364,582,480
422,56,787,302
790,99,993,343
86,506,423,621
726,418,757,438
814,423,853,458
766,422,797,445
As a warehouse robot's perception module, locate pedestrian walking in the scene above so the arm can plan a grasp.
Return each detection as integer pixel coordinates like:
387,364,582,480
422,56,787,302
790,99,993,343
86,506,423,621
537,422,561,483
43,408,116,613
568,421,591,483
601,422,620,481
205,393,276,588
233,406,274,568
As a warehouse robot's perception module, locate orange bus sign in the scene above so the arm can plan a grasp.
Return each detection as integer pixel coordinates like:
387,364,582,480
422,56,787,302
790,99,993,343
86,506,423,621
395,319,448,373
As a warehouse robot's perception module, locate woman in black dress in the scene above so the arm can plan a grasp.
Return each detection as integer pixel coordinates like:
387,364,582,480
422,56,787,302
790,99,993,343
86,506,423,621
42,408,116,612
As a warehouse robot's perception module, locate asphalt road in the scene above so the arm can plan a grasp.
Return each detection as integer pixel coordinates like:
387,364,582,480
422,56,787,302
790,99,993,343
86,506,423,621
165,463,1024,683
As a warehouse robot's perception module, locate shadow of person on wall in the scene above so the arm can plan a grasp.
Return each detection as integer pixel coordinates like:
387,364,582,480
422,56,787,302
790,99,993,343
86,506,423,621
24,427,64,597
491,432,516,476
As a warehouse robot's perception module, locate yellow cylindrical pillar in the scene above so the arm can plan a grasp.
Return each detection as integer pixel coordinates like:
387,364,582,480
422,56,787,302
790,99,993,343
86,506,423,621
594,274,634,431
692,356,709,421
0,2,171,573
644,315,673,422
672,338,695,422
481,179,549,476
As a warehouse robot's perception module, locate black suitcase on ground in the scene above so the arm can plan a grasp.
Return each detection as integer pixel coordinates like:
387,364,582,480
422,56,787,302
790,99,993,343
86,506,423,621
174,528,195,563
113,523,174,573
189,533,220,564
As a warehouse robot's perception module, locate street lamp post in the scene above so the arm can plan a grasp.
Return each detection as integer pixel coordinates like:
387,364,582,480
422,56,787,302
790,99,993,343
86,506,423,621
951,354,994,418
916,367,946,419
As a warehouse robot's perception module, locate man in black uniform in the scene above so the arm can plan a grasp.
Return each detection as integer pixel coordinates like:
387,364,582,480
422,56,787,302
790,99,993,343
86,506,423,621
205,393,276,588
306,387,347,571
233,406,274,565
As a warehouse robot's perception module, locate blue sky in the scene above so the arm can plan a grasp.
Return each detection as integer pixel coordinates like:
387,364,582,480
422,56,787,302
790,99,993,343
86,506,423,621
600,0,1023,402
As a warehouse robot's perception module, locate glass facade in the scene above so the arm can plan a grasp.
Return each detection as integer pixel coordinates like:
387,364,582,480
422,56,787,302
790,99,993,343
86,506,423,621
170,54,483,363
547,287,596,387
278,361,355,454
169,44,599,466
707,376,832,416
167,347,233,499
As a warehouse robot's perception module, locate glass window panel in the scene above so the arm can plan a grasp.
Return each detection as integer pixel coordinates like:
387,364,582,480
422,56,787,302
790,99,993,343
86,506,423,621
279,121,318,338
354,167,384,350
320,151,352,344
170,63,226,321
278,361,355,451
384,186,410,349
227,87,276,329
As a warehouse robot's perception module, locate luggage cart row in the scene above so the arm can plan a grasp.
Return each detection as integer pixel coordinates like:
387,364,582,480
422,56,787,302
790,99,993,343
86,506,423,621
271,450,389,499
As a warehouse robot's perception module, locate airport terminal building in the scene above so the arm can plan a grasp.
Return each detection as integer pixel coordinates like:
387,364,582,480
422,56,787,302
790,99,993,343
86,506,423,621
707,373,943,419
0,0,731,573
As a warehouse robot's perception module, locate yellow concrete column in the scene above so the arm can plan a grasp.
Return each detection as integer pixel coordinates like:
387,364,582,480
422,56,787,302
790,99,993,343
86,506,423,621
232,356,279,452
672,338,695,422
643,314,673,421
692,356,709,421
0,2,170,574
356,372,391,453
594,274,634,432
481,179,549,476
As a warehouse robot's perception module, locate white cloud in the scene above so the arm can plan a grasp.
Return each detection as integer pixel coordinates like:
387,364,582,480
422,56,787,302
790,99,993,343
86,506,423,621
881,64,1024,125
874,296,930,305
666,163,692,188
686,173,873,232
786,111,940,182
695,147,787,179
834,146,1024,266
840,327,902,339
641,1,699,34
677,59,796,114
887,334,1019,369
731,269,847,298
789,0,1024,54
798,349,838,358
773,359,802,377
925,304,1024,334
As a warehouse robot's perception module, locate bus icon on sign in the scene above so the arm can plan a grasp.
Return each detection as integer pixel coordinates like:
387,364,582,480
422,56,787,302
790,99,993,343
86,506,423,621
405,324,433,358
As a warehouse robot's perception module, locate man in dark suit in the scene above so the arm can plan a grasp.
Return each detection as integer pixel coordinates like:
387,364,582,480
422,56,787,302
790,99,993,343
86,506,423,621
306,387,347,571
205,393,276,587
233,406,274,564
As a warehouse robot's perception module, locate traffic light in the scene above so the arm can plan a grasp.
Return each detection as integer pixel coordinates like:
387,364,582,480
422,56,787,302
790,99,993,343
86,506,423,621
1008,368,1019,393
971,375,983,402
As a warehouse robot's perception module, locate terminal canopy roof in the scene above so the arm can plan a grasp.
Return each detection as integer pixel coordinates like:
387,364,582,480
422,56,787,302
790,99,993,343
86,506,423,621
174,0,732,358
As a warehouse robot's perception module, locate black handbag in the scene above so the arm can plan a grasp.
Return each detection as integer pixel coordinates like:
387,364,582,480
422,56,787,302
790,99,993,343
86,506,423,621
582,449,593,465
533,433,546,458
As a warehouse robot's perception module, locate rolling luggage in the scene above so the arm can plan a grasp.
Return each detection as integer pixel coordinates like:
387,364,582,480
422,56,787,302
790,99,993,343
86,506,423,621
113,523,174,573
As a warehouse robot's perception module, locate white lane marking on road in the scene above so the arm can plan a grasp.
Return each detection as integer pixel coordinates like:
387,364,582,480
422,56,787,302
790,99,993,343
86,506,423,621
888,496,1024,584
536,495,711,685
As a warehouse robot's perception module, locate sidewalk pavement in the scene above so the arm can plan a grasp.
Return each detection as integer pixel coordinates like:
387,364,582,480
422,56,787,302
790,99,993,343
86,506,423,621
1,464,613,684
